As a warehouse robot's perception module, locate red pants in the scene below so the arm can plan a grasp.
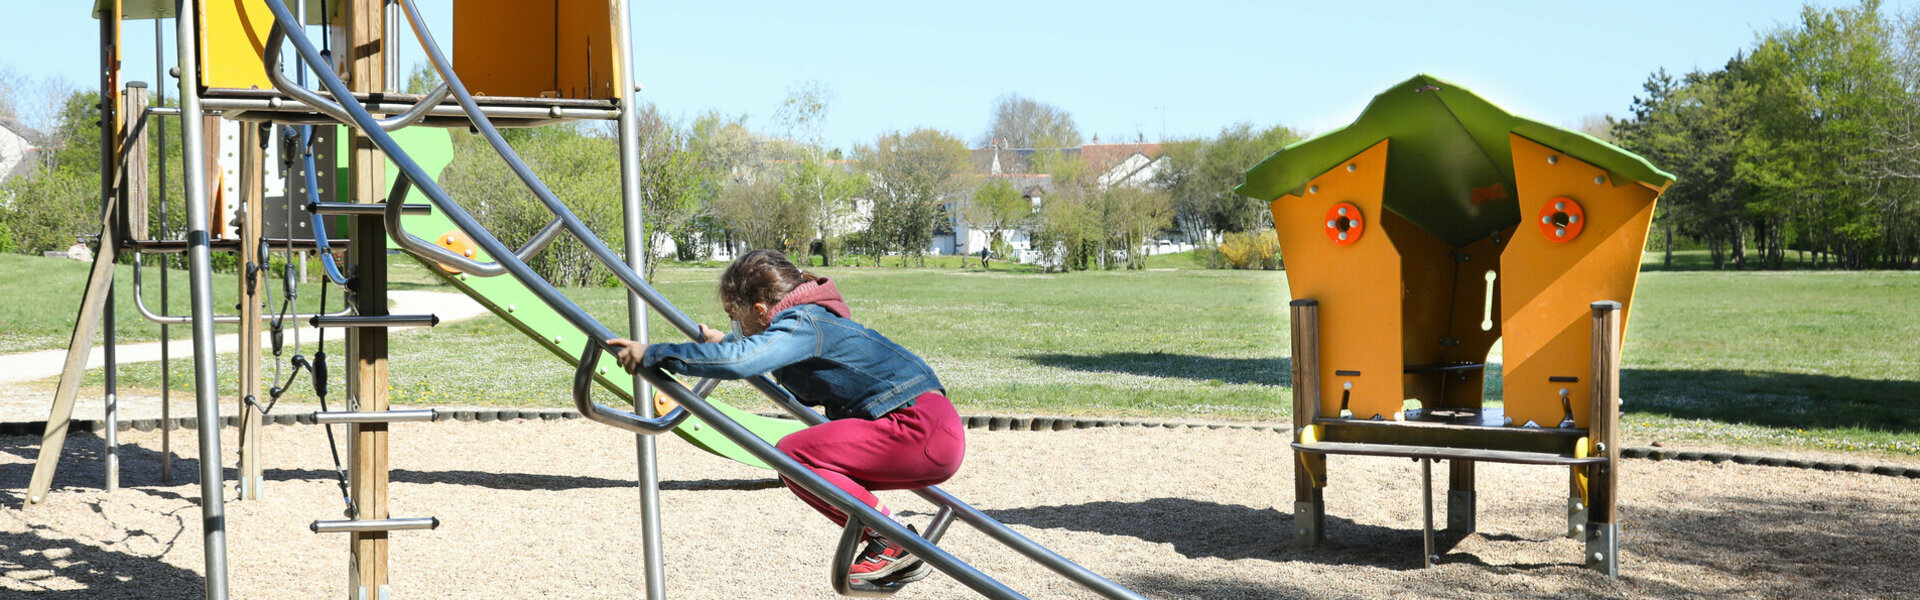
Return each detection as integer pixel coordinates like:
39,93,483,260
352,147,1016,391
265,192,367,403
775,391,965,529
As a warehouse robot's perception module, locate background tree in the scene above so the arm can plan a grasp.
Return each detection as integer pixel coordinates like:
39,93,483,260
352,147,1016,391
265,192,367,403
856,128,970,265
980,94,1081,149
1613,0,1919,270
1154,122,1300,265
962,178,1030,261
2,90,112,255
1102,185,1173,270
1029,186,1100,271
443,125,624,286
774,81,865,266
711,171,813,255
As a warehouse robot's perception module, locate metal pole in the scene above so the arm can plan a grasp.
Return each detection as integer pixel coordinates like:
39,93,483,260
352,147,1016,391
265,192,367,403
177,0,233,597
613,1,664,596
98,6,121,494
157,6,172,485
1422,458,1435,568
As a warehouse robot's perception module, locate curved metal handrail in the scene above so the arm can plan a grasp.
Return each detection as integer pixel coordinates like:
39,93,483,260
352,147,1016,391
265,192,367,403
381,173,566,278
390,0,707,342
131,252,351,325
297,126,351,286
572,341,690,435
259,0,687,435
265,26,449,132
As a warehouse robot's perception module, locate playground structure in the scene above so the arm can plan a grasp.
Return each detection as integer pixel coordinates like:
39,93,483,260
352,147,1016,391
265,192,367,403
29,2,1149,599
1237,74,1674,575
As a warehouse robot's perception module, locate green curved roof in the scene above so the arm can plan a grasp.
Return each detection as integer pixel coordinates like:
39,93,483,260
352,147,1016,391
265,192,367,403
1236,74,1674,248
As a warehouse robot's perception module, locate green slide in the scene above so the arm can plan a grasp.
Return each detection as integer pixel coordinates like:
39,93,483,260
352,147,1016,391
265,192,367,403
348,127,804,468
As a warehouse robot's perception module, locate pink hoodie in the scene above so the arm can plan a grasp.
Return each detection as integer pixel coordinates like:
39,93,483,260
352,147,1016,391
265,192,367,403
770,278,851,319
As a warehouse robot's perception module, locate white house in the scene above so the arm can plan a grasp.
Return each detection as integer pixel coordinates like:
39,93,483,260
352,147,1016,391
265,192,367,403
933,139,1169,260
0,118,42,189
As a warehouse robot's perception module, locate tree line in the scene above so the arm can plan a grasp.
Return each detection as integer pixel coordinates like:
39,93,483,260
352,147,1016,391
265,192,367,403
1,68,1292,280
1610,0,1920,269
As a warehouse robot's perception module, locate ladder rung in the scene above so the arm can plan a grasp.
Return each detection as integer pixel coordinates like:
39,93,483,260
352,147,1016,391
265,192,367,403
309,314,439,328
310,517,441,534
311,409,437,424
306,201,431,216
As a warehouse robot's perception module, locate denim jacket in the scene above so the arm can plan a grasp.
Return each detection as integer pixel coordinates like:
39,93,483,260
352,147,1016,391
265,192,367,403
641,304,944,420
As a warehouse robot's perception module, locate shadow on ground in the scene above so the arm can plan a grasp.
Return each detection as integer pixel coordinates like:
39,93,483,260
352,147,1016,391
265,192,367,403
0,434,204,598
992,486,1920,599
1019,352,1289,386
1622,368,1920,433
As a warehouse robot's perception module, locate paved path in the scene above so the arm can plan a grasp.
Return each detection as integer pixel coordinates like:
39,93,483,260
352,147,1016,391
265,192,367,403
0,290,488,386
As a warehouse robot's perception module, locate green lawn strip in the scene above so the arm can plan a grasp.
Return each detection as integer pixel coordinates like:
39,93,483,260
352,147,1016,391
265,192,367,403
42,265,1920,458
0,253,336,354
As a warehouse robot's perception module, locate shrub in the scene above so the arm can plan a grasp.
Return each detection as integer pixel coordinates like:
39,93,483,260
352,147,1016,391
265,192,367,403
1218,229,1281,270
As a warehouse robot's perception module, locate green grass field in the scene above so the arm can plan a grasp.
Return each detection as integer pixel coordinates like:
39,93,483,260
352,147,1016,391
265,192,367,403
14,250,1919,456
0,253,335,354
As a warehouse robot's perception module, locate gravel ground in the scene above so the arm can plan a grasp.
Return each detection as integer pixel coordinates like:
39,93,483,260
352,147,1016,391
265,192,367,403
4,419,1918,600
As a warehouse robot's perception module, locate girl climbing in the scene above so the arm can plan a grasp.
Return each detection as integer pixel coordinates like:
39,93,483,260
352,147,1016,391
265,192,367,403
609,249,965,586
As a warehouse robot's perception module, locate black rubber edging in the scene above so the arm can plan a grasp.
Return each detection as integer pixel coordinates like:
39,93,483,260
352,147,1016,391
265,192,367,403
9,411,1911,480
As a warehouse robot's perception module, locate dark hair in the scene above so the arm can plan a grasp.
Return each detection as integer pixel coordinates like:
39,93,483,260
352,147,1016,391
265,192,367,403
719,250,819,318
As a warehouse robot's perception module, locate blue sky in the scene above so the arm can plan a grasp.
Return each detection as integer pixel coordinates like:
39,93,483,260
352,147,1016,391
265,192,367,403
2,1,1911,150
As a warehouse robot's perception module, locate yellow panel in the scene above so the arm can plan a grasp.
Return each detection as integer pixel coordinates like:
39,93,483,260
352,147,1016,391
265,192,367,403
1501,134,1661,428
1271,141,1403,421
454,0,618,100
198,0,275,90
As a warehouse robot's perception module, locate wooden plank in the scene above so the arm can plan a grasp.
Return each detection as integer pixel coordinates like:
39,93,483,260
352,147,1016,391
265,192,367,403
1291,441,1606,466
1288,299,1325,546
25,201,119,506
121,85,150,242
203,114,222,237
1589,302,1622,525
1290,300,1324,493
237,123,265,500
346,2,390,598
1316,418,1586,455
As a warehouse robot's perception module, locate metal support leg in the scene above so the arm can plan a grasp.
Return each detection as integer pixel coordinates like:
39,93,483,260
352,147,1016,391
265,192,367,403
178,1,233,596
1447,490,1476,532
1586,522,1619,576
1447,459,1475,534
614,0,664,593
1294,499,1324,548
1567,495,1588,539
1421,458,1435,568
103,290,120,493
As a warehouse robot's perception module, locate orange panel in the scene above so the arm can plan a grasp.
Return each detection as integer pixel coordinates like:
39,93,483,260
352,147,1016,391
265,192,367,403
557,0,619,99
1501,134,1662,428
1385,214,1510,410
1271,141,1404,420
453,0,618,99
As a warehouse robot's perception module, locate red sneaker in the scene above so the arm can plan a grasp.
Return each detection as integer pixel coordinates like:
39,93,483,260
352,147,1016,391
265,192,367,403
847,529,924,581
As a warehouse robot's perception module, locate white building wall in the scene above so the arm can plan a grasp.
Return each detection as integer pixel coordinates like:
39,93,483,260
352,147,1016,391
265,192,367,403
0,126,31,188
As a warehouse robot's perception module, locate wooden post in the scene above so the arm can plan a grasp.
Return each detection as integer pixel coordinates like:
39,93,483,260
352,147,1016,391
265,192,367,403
345,2,391,598
1586,301,1622,576
1288,299,1325,547
237,123,266,500
24,186,120,506
121,84,150,243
